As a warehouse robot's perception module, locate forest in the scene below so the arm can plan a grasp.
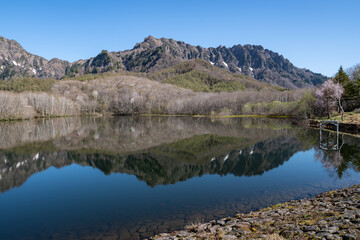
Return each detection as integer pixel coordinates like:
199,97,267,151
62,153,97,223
0,64,359,121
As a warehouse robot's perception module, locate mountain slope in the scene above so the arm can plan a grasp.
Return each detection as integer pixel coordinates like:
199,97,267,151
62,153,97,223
0,36,70,80
0,35,327,89
147,59,270,91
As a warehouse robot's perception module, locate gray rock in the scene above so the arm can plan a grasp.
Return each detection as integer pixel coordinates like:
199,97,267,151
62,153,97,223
150,185,360,240
342,234,357,240
280,230,292,238
216,220,226,226
302,225,320,232
234,222,251,229
221,235,237,240
327,226,339,233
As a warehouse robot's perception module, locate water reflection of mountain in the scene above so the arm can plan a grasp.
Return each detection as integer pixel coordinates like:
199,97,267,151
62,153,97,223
0,134,302,192
69,134,305,187
0,116,359,192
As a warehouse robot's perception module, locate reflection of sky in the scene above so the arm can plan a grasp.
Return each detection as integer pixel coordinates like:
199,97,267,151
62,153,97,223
1,147,359,240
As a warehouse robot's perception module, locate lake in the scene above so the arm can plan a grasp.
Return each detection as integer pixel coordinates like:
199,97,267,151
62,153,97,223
0,116,359,240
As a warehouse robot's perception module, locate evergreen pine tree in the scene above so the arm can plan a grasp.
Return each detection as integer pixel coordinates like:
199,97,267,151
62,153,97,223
352,67,360,95
334,66,349,85
333,66,357,98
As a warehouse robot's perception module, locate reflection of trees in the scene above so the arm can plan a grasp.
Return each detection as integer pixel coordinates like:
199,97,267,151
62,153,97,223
336,143,360,178
315,131,360,178
1,116,360,193
209,136,303,177
0,135,304,191
0,116,298,192
0,116,293,153
0,133,307,192
320,129,340,150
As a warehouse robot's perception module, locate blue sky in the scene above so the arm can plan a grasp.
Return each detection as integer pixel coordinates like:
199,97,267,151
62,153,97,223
1,0,359,76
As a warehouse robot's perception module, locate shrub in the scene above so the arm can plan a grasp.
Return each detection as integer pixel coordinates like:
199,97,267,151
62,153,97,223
0,78,55,92
0,92,35,119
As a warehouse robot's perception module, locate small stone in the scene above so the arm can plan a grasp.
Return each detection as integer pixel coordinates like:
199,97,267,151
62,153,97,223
325,234,341,240
289,226,303,235
280,230,292,238
221,235,237,240
217,220,226,226
209,227,217,234
305,231,316,236
326,226,339,233
342,234,357,240
318,220,328,225
235,214,242,218
350,219,360,224
235,221,250,227
302,225,320,232
315,231,331,238
176,231,188,237
238,229,251,235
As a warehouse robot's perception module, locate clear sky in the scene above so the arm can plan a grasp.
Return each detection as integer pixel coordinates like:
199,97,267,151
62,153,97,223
1,0,359,76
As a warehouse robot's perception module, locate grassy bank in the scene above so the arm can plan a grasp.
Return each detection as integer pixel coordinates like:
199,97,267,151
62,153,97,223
314,112,360,125
308,112,360,135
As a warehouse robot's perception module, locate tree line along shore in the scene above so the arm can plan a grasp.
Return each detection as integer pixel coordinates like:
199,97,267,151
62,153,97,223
0,65,359,125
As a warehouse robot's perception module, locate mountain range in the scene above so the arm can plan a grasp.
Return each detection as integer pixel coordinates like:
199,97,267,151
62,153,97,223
0,35,327,89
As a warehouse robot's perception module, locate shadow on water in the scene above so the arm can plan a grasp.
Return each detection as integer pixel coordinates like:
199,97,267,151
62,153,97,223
0,116,359,239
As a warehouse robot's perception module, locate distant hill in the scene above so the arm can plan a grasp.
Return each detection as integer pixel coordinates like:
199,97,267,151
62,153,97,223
0,35,327,89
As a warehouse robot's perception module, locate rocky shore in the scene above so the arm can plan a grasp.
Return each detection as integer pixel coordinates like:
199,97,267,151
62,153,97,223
148,185,360,240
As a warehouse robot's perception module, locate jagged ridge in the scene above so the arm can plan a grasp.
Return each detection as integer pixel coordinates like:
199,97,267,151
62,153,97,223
0,35,327,89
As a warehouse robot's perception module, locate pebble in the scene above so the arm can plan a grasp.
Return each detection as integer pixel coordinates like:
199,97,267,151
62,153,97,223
150,185,360,239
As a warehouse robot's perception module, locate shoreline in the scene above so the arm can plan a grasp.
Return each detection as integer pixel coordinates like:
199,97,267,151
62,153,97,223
148,185,360,240
307,119,360,136
0,113,294,122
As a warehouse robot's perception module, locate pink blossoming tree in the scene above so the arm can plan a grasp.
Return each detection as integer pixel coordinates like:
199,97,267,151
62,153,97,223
315,79,344,119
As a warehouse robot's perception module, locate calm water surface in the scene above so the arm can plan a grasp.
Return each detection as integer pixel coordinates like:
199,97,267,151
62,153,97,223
0,116,359,239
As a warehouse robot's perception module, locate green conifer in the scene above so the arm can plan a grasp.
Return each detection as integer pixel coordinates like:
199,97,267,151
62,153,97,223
334,66,349,85
333,66,358,98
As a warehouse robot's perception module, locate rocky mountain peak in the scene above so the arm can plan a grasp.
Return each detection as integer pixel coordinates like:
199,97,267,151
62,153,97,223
0,36,22,48
0,36,72,80
0,35,327,88
134,35,164,49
